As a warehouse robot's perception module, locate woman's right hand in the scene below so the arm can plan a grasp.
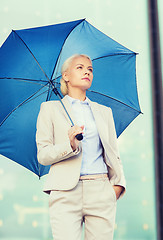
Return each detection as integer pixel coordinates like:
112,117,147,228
68,125,84,151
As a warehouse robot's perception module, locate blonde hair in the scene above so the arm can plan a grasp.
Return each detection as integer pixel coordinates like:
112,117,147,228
60,54,92,96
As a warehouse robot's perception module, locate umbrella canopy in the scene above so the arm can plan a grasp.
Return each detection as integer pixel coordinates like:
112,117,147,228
0,19,142,177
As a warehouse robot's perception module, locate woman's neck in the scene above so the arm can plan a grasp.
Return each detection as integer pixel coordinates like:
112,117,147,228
68,89,86,101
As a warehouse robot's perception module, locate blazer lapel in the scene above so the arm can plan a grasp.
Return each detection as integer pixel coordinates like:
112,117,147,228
88,98,119,171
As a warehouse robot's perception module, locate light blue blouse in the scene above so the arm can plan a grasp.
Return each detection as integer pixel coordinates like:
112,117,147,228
66,95,108,176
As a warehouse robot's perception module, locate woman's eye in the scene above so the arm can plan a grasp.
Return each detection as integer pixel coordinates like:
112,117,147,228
77,66,82,69
89,68,93,72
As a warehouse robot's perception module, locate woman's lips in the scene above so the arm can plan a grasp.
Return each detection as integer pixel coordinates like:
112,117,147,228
82,77,90,81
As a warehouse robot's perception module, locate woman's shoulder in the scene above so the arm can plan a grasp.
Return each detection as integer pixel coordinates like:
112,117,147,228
41,100,60,107
39,100,61,114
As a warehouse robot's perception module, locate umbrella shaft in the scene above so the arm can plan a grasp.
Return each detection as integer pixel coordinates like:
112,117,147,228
51,87,74,127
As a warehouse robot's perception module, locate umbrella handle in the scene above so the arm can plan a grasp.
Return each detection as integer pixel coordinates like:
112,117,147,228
75,133,83,141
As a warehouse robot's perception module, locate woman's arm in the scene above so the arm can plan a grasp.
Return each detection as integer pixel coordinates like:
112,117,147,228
36,102,81,166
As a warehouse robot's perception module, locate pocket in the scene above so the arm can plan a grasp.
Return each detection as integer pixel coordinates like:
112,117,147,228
48,190,60,207
108,181,117,202
48,190,54,207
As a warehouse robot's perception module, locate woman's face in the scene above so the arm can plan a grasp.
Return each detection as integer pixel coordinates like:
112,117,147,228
63,56,93,92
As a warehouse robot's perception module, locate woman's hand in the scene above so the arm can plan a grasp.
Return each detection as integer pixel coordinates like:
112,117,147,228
112,185,124,200
68,125,84,151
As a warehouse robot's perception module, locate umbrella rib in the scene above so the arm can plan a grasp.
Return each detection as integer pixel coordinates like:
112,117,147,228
52,76,61,82
49,89,53,100
0,83,49,127
92,52,136,62
13,31,51,82
50,18,86,80
87,90,142,113
47,86,60,101
20,89,49,106
51,53,136,81
46,85,52,101
0,77,48,88
0,77,47,83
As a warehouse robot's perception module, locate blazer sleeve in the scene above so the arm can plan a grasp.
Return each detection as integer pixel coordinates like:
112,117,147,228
36,102,81,166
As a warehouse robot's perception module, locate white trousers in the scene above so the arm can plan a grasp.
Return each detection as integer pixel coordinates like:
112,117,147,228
49,177,117,240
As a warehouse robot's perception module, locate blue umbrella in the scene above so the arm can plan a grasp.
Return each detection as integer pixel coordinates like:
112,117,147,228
0,19,142,177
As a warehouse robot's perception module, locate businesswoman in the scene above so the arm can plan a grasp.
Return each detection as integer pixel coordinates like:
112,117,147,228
36,54,126,240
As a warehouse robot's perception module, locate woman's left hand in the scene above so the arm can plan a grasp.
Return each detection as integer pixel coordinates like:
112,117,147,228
112,185,124,200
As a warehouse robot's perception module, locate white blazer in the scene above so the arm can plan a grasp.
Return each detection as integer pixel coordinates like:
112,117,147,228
36,96,126,196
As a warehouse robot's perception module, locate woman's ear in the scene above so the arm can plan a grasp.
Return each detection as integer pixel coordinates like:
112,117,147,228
62,72,69,82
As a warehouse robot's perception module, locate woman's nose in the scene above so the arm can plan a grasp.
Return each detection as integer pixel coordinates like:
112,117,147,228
84,69,90,75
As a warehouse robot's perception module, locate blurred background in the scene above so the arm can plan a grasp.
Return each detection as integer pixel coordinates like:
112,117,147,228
0,0,162,239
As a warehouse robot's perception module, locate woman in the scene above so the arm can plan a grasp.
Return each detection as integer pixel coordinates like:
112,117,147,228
36,54,126,240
